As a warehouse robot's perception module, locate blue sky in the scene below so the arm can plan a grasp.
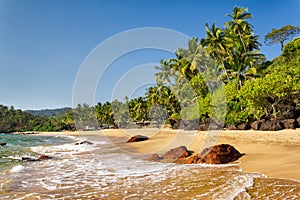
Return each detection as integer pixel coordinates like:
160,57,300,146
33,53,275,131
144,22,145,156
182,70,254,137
0,0,299,110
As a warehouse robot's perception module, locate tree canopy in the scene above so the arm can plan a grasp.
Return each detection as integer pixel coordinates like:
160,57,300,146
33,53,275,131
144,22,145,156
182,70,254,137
264,25,300,51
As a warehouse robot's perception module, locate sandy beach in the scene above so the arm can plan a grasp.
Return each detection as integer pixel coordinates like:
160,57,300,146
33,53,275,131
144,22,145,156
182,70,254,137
39,128,300,181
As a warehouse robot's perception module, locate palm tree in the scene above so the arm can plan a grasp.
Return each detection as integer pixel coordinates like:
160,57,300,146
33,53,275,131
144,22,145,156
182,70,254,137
223,7,265,88
175,37,204,80
225,6,253,53
201,23,230,81
154,59,172,84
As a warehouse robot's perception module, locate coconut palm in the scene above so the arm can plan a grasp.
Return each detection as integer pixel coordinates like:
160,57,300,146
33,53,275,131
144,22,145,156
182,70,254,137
225,6,253,53
201,23,230,81
154,59,172,84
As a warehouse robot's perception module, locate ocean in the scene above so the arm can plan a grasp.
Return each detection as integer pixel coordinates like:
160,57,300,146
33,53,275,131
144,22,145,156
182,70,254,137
0,133,299,199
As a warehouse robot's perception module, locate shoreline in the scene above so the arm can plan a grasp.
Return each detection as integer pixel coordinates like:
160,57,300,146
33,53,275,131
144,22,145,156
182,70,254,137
35,128,300,180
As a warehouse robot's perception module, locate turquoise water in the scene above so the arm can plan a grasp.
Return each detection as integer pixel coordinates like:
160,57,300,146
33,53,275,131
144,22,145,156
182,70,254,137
0,133,74,171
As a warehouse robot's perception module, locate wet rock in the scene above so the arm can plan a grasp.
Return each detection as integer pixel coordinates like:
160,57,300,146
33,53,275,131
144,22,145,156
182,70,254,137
147,153,161,162
161,146,191,161
38,155,52,160
127,135,149,143
75,141,93,145
0,142,6,146
22,155,52,162
186,144,244,164
282,119,296,129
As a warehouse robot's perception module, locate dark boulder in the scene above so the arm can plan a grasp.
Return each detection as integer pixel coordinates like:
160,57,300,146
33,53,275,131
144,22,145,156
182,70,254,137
147,153,161,162
282,119,296,129
275,101,297,120
75,141,93,145
182,119,200,130
251,119,265,130
186,144,244,164
127,135,149,143
0,142,6,146
161,146,191,161
296,117,300,128
198,123,208,131
260,120,283,131
169,119,180,129
237,123,251,130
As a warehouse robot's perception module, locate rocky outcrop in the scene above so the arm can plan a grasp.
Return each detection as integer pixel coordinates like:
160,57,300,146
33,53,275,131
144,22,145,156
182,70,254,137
260,120,283,131
127,135,149,143
282,119,296,129
237,123,251,130
251,119,265,130
75,141,93,145
251,119,284,131
186,144,244,164
275,101,297,120
161,146,191,161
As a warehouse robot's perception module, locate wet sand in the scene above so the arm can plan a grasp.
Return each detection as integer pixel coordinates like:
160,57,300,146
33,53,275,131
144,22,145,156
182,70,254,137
39,128,300,181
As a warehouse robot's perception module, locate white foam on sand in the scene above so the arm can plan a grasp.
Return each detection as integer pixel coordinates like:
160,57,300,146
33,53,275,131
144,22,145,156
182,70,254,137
9,165,25,173
30,136,102,158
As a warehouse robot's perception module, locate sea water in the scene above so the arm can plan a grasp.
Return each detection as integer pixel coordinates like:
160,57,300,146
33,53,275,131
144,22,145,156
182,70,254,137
0,133,299,199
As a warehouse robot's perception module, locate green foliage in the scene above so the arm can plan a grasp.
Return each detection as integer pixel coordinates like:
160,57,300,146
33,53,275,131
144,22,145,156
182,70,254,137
282,36,300,61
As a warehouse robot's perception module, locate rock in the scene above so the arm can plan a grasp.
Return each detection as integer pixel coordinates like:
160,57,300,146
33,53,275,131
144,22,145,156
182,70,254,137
127,135,149,143
182,119,199,130
161,146,191,161
169,119,180,129
237,123,251,130
251,119,265,130
227,125,237,130
296,117,300,128
282,119,296,129
260,120,283,131
22,157,38,162
75,141,93,145
186,144,244,164
198,123,208,131
275,101,297,120
0,142,6,146
38,155,52,160
22,155,52,162
147,153,161,162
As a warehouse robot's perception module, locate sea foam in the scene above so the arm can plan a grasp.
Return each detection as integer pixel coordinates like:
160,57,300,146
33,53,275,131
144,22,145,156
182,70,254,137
10,165,25,173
